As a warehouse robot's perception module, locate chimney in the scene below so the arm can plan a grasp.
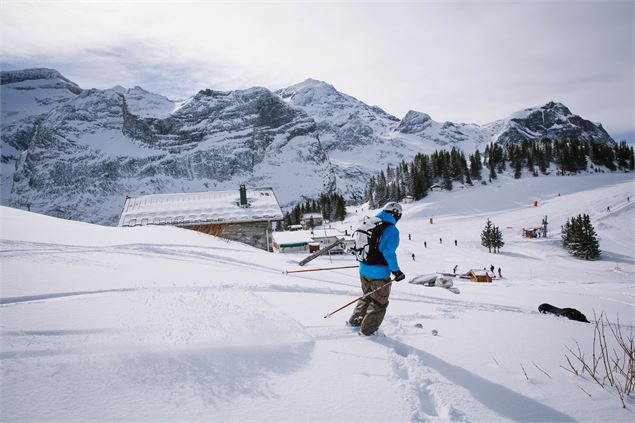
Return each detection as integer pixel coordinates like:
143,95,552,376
239,184,248,207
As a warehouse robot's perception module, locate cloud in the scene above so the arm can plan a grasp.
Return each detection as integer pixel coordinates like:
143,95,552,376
1,0,633,137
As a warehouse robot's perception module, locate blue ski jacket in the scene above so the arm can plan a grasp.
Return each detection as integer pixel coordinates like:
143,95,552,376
359,211,401,280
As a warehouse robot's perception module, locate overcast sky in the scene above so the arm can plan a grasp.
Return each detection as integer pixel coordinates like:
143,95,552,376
1,0,633,142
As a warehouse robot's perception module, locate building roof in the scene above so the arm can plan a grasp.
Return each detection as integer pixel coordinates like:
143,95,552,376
468,269,491,277
311,228,349,239
118,187,283,227
272,230,313,245
272,229,353,246
302,213,324,220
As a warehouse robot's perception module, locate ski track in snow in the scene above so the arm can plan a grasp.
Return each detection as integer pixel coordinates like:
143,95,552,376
0,240,283,274
374,332,576,423
1,281,534,322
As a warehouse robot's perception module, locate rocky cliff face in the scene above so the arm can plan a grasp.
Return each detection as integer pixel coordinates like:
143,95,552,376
1,68,615,225
481,101,614,146
2,70,333,224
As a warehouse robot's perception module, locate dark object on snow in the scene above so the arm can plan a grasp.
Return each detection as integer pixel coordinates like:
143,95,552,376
538,303,590,323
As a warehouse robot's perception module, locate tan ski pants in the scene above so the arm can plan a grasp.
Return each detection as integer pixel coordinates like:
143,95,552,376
348,275,391,335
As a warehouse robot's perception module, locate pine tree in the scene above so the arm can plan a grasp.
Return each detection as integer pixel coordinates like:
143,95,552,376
335,196,346,221
492,225,505,253
561,214,601,260
442,163,453,191
481,218,495,253
470,151,482,181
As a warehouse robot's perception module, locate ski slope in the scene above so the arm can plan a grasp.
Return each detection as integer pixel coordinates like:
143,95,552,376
1,173,634,422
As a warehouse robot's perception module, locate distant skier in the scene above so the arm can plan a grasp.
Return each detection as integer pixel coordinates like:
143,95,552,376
454,239,457,246
498,267,502,278
439,237,442,244
348,202,405,336
490,264,495,273
607,206,610,212
411,253,416,261
453,265,458,275
424,241,427,248
408,233,411,241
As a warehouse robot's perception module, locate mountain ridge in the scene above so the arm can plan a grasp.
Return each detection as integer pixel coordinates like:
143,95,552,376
0,67,616,225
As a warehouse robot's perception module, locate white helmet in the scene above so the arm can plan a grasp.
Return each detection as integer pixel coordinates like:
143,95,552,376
382,201,402,221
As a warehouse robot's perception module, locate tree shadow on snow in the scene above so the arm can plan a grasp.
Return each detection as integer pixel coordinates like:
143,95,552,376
600,250,635,265
374,337,575,422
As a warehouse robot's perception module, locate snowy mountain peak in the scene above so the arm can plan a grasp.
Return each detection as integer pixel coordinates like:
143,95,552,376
1,67,72,85
276,78,341,107
543,100,572,115
490,101,613,146
282,78,335,92
396,110,434,134
508,101,572,121
0,67,82,95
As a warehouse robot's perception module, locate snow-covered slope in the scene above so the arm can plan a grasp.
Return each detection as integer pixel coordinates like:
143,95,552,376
1,68,616,225
1,173,633,422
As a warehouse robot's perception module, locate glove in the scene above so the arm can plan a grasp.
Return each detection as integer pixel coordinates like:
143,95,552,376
392,271,405,282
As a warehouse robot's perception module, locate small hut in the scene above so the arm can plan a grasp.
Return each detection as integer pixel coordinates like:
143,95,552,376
301,213,324,229
467,269,492,283
522,228,544,238
118,185,283,250
271,230,313,253
311,228,353,253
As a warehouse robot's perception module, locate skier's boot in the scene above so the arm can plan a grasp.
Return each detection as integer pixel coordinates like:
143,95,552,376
347,315,363,327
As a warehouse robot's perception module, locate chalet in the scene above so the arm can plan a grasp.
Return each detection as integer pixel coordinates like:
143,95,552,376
117,185,283,250
311,228,354,253
271,231,313,253
466,269,492,283
301,212,324,229
271,228,354,254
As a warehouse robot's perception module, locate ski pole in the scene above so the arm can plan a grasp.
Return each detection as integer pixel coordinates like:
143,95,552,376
323,278,395,319
283,265,358,275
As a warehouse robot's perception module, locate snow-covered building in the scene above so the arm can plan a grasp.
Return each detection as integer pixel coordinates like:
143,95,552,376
300,212,324,229
467,269,492,283
271,230,314,253
271,228,354,254
118,185,283,250
310,228,354,253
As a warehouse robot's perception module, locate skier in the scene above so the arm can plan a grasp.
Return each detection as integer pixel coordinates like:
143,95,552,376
453,265,458,275
348,202,405,336
439,237,443,244
498,267,502,278
454,239,457,246
490,264,495,273
408,233,411,241
424,241,427,248
607,206,610,212
411,253,416,261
